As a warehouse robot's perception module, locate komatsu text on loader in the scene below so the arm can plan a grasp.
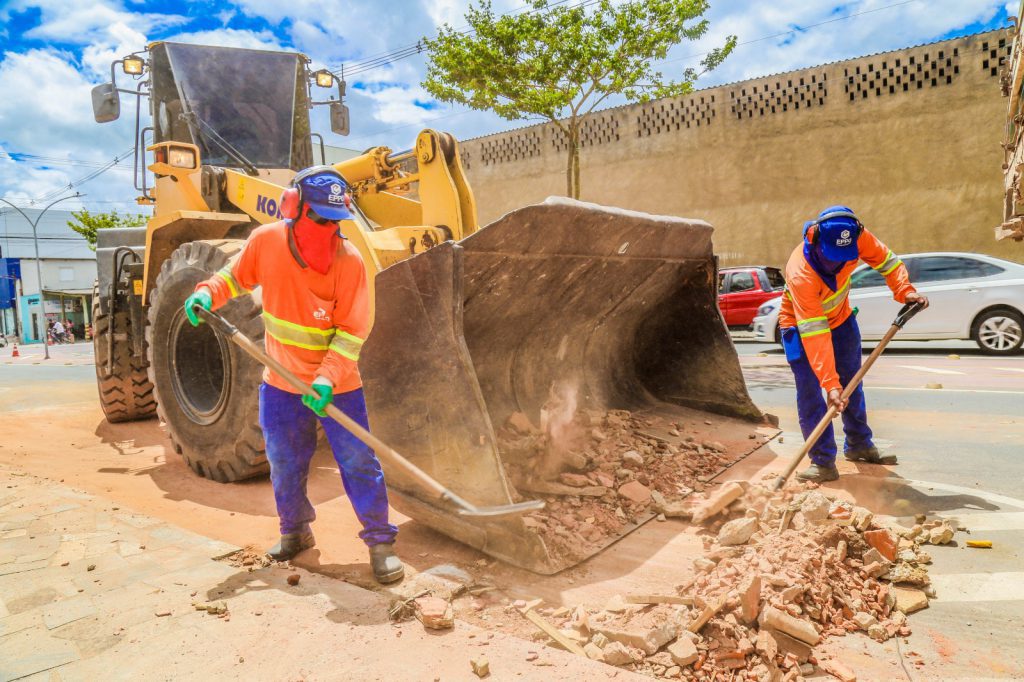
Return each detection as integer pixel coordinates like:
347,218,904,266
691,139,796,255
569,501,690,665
91,42,760,574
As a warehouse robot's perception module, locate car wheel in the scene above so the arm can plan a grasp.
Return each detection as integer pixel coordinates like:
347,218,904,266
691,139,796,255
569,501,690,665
774,324,782,345
973,309,1024,355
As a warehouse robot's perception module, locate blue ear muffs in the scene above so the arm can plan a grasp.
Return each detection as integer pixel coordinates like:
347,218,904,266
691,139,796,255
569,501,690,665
804,210,864,245
280,165,347,222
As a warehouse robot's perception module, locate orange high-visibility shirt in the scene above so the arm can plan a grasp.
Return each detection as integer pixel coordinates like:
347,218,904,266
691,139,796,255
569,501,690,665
198,221,369,394
778,228,915,392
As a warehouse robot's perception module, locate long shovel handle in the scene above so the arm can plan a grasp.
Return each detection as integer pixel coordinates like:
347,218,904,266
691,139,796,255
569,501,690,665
194,307,544,518
772,301,925,491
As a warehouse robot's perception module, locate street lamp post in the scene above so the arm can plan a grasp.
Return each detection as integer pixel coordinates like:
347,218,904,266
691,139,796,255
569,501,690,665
0,193,83,360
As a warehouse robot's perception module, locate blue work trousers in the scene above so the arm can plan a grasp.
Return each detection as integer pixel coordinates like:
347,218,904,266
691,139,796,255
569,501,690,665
258,383,398,546
783,315,874,466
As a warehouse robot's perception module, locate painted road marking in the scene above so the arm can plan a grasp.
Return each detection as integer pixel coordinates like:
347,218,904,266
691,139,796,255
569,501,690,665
898,365,965,375
937,511,1024,532
928,572,1024,603
870,386,1024,395
904,479,1024,511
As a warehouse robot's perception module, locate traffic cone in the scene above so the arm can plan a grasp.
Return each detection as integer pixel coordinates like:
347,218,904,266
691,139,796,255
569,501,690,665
11,343,19,358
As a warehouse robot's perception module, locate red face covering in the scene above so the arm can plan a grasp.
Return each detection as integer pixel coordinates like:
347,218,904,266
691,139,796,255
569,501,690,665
292,207,339,275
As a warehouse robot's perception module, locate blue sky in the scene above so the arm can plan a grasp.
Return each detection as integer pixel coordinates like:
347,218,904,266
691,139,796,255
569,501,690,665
0,0,1012,211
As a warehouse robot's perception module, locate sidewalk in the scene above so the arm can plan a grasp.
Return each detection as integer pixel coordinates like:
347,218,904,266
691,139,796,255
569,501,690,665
0,464,630,682
1,342,94,367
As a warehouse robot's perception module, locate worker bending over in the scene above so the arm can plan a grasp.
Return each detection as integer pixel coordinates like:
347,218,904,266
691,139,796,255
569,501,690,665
184,166,403,583
779,206,928,483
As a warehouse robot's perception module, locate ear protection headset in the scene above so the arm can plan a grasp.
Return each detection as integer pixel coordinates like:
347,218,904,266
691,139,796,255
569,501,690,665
280,165,351,221
803,209,863,244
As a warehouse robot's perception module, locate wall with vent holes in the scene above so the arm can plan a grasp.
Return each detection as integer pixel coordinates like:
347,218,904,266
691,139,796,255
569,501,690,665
459,31,1015,265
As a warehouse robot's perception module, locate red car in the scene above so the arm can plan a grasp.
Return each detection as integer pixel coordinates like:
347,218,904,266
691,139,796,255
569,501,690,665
718,266,786,329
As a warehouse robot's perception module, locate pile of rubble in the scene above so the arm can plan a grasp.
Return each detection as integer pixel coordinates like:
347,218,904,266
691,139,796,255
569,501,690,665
513,480,953,681
498,408,751,563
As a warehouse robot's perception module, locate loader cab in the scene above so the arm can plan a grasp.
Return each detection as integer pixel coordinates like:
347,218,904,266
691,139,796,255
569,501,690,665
91,41,349,201
148,42,313,172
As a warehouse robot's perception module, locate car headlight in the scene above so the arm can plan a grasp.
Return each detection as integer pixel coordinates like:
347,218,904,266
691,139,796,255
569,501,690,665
757,302,777,316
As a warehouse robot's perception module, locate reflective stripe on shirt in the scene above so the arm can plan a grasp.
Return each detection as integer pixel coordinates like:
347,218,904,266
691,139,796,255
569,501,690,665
873,250,902,276
821,279,851,313
216,268,249,299
797,316,831,338
262,311,333,351
328,331,364,362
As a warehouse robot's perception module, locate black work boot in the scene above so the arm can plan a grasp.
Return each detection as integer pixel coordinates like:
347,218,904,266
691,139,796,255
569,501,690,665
369,543,405,584
796,463,840,483
267,531,315,562
845,445,897,465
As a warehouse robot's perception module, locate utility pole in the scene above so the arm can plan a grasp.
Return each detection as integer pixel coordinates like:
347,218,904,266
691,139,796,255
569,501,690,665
0,193,83,360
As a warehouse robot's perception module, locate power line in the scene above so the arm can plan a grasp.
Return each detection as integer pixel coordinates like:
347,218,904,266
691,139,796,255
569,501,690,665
30,148,135,205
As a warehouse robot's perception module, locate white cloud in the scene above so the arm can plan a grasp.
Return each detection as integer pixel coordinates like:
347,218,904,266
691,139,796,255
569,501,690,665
0,0,1011,206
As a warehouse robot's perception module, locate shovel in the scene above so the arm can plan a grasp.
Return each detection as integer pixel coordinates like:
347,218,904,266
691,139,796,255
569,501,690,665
194,307,545,518
772,300,926,491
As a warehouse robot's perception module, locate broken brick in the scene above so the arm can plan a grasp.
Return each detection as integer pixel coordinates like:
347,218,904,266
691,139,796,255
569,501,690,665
863,529,898,562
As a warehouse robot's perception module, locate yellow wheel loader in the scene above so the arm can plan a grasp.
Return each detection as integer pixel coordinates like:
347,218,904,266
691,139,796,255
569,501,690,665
91,41,761,573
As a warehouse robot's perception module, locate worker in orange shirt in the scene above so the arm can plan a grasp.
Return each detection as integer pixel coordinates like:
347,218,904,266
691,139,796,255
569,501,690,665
779,206,928,482
183,166,403,583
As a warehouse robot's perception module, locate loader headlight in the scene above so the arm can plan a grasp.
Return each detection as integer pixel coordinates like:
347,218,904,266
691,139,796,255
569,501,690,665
314,69,334,88
168,147,197,169
122,56,145,75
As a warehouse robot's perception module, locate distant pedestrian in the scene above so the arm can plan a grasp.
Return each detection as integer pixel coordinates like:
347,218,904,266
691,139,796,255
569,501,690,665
779,206,928,482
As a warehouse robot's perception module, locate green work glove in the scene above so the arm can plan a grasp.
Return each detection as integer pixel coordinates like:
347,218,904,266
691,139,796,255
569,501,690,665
184,289,213,327
302,384,333,416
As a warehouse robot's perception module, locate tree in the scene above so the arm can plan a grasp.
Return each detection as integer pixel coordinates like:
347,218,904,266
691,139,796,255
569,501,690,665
422,0,735,198
67,209,147,250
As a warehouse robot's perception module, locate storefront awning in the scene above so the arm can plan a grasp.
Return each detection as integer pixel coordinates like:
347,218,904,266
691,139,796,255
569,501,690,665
41,288,93,297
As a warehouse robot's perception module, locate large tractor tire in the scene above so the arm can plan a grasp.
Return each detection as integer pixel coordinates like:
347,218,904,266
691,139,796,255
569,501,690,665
92,283,157,423
146,240,268,482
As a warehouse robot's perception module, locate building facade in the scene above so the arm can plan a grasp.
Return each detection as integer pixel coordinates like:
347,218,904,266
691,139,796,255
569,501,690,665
459,30,1015,266
0,207,97,344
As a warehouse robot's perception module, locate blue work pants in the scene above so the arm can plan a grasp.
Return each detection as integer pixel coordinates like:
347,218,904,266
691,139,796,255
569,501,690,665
783,315,874,466
258,383,398,546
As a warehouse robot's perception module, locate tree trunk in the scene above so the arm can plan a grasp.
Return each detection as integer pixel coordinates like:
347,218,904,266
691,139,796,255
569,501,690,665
563,121,582,199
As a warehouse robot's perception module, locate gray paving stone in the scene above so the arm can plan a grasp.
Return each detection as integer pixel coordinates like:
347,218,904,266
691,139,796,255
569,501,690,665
0,626,79,681
42,595,95,630
0,560,48,577
0,608,43,638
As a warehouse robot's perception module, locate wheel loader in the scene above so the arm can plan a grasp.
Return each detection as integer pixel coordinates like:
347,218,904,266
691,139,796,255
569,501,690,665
90,41,762,574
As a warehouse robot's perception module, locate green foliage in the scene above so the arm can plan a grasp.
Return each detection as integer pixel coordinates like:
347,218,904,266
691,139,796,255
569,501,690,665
422,0,735,197
67,209,147,250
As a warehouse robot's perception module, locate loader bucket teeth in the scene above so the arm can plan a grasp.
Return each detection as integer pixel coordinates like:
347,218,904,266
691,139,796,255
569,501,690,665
361,198,761,574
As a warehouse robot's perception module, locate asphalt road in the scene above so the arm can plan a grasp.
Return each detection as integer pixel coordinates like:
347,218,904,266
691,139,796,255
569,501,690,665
2,340,1023,678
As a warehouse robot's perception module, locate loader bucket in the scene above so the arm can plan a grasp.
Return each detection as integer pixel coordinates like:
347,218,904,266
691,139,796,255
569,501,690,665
360,197,762,574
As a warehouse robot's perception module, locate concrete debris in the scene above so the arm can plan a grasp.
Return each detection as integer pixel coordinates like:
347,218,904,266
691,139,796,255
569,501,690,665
893,587,929,614
927,522,955,545
414,596,454,630
691,482,747,524
717,516,758,546
193,600,228,615
470,656,490,678
666,637,699,666
286,573,301,586
602,641,635,666
797,490,832,523
498,408,750,564
583,642,605,661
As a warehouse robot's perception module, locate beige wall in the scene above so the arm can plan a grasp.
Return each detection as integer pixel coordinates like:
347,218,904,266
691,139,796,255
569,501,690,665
460,31,1019,267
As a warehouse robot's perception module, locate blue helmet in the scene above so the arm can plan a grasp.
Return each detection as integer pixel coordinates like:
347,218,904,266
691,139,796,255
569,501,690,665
804,205,862,262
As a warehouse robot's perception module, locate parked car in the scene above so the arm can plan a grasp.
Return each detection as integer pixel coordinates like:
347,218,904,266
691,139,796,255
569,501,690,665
718,266,786,328
752,252,1024,355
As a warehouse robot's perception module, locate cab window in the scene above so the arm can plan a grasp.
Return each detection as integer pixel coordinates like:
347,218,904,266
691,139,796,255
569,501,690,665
729,272,756,292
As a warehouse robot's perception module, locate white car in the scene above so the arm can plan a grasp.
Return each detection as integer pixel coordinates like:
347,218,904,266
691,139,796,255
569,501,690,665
752,252,1024,355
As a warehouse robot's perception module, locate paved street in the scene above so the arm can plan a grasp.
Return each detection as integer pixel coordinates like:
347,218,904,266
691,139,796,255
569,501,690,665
0,340,1022,679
